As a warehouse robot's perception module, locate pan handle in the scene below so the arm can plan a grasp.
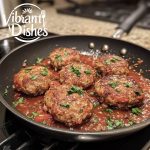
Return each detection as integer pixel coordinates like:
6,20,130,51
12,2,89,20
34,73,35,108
112,0,149,39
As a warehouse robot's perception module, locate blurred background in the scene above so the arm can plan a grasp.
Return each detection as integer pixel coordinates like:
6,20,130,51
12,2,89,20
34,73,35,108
0,0,150,45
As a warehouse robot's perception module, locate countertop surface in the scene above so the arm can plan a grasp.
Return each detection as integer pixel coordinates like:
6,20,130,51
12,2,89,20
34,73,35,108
0,2,150,49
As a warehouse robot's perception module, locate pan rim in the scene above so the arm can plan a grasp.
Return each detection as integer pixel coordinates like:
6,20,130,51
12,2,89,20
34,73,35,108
0,35,150,136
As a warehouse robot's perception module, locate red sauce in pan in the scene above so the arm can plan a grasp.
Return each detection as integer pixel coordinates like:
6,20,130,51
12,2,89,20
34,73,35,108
12,55,150,131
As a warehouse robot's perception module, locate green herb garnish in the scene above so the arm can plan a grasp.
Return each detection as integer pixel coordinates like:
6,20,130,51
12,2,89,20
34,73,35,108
55,55,62,61
32,112,39,117
36,57,43,64
27,112,39,119
79,109,83,113
112,56,121,61
68,86,83,95
127,120,135,126
41,67,48,76
105,108,113,113
92,117,99,123
84,69,91,75
70,66,81,77
124,82,132,88
64,51,68,56
60,104,70,108
108,81,119,88
131,107,142,115
106,118,114,130
4,86,9,96
30,75,38,80
42,120,47,125
106,118,124,130
104,56,121,65
93,101,100,108
114,120,123,127
13,97,24,107
24,67,32,73
105,59,111,65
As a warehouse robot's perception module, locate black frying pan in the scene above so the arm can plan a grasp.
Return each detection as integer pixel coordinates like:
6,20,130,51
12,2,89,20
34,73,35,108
0,1,150,142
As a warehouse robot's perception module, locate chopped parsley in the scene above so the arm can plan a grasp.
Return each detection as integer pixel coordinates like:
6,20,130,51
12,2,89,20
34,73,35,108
64,51,68,56
127,120,135,126
108,81,119,88
35,57,43,64
124,82,132,88
41,120,47,125
131,107,142,115
32,112,39,117
106,118,124,130
30,75,38,80
13,97,24,107
60,104,70,108
105,108,113,113
41,67,48,76
93,101,100,108
55,55,62,61
4,86,9,96
79,109,83,113
104,59,111,65
92,117,99,123
104,56,121,65
68,86,83,95
24,67,32,73
27,112,39,119
84,69,91,75
70,66,81,77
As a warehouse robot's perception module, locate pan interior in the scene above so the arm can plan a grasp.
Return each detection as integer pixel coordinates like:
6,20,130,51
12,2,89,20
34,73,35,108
0,35,149,131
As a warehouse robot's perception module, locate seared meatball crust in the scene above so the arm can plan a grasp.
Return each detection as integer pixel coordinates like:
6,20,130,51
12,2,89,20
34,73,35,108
95,75,144,109
59,62,96,89
14,66,53,96
48,47,80,70
44,84,93,126
95,54,129,76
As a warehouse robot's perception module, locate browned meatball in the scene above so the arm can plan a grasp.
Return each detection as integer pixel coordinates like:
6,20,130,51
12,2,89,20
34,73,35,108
48,47,80,70
59,62,96,88
44,84,93,126
95,75,144,109
14,66,53,96
95,54,129,76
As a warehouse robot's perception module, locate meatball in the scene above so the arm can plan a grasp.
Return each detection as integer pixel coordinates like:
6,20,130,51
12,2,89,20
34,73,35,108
59,62,96,88
95,75,144,109
14,66,53,96
95,54,129,76
44,84,93,126
48,47,80,70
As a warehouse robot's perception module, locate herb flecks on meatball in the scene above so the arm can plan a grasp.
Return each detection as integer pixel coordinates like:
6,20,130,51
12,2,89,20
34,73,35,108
44,84,93,126
95,75,144,109
59,62,96,88
95,54,129,76
48,47,80,70
13,66,53,96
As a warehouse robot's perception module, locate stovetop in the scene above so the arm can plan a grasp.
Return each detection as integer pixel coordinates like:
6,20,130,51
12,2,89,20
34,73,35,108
57,1,150,30
0,33,150,150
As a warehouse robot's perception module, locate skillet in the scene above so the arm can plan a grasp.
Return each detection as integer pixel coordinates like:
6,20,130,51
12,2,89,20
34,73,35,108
0,1,149,141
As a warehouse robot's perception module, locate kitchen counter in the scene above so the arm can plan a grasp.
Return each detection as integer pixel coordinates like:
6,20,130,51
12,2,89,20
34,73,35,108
0,2,150,49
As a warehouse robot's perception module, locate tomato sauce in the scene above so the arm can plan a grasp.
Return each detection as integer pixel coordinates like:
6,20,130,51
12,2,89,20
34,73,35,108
12,55,150,132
